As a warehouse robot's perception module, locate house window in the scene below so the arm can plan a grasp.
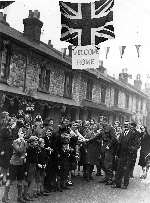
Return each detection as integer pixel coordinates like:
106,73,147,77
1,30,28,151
86,79,93,100
39,66,50,92
101,85,106,103
114,89,119,106
64,73,72,98
141,100,143,112
125,94,129,109
136,97,139,112
0,40,11,82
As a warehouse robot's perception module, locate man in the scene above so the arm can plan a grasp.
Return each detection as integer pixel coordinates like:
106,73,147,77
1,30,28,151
129,122,141,178
112,121,140,189
99,123,117,185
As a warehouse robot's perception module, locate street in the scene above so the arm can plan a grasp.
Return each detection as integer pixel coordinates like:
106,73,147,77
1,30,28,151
1,154,150,203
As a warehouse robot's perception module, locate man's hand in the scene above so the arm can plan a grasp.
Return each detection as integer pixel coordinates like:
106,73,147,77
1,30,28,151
0,151,5,156
38,164,42,168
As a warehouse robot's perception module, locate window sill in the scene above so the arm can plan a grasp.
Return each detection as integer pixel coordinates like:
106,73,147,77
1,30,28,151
85,98,92,102
0,78,7,84
63,95,72,99
37,88,50,94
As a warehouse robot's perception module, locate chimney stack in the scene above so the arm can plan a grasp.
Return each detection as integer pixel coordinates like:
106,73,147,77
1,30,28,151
119,68,131,83
0,12,9,26
134,74,142,90
23,10,43,42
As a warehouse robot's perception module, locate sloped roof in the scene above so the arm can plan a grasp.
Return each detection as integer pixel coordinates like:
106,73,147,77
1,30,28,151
84,68,148,98
0,22,71,66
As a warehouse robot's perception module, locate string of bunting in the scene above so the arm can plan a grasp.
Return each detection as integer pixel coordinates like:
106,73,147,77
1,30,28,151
102,44,142,59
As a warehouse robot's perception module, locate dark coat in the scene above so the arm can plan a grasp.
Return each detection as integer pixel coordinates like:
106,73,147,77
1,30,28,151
117,129,140,163
0,127,13,169
139,132,150,167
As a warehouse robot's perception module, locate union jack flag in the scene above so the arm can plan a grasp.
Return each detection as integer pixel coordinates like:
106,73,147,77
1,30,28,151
59,0,115,46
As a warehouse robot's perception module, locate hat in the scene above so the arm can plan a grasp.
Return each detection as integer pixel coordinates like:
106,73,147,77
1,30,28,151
130,122,137,128
0,111,9,118
124,120,130,125
28,136,38,143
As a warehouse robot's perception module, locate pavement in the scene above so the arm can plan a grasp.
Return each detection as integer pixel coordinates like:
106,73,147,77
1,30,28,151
1,150,150,203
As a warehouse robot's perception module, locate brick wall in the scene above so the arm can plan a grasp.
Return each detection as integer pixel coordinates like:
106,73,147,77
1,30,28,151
49,64,65,97
72,72,81,104
26,56,39,96
7,53,26,90
92,81,101,104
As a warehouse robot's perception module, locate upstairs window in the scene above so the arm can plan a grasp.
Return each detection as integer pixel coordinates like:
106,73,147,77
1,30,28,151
141,100,143,112
125,94,129,109
101,85,106,103
0,40,11,82
114,89,119,106
86,79,93,100
136,97,139,112
64,73,72,98
39,66,50,92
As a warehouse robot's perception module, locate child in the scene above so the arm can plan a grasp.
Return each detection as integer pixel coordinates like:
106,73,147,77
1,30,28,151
2,131,27,203
24,136,39,199
36,138,49,196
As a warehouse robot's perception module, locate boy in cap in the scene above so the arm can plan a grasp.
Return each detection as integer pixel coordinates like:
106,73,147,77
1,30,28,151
24,136,39,199
2,131,27,203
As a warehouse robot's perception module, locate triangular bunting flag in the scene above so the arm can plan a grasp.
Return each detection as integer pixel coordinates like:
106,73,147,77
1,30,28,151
105,47,110,59
135,45,141,58
119,46,126,58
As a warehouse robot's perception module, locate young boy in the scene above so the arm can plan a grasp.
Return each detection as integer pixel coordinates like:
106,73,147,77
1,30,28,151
36,138,49,196
23,135,39,200
2,131,27,203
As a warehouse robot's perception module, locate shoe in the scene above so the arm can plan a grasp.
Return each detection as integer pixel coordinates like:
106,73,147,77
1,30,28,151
2,197,9,203
17,197,26,203
23,196,34,201
111,184,121,188
96,173,103,176
122,185,127,189
105,181,113,185
99,179,106,183
62,186,70,190
66,181,73,186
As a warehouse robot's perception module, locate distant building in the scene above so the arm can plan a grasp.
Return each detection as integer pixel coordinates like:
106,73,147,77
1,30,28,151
0,9,148,128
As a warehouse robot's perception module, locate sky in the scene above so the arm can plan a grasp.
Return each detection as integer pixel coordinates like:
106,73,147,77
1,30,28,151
1,0,150,88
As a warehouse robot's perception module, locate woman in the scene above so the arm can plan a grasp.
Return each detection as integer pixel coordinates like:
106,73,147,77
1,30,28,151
138,126,150,179
0,112,13,185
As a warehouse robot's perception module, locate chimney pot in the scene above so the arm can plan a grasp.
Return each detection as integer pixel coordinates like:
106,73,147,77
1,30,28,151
68,45,72,57
48,40,53,48
61,48,67,58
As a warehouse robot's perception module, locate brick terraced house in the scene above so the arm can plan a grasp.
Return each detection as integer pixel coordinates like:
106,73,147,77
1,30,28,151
0,9,148,129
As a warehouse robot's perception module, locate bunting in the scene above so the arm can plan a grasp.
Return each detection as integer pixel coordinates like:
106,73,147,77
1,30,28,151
119,46,126,58
105,46,110,59
135,44,141,58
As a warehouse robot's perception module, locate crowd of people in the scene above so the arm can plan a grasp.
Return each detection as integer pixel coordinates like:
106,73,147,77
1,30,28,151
0,109,150,203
